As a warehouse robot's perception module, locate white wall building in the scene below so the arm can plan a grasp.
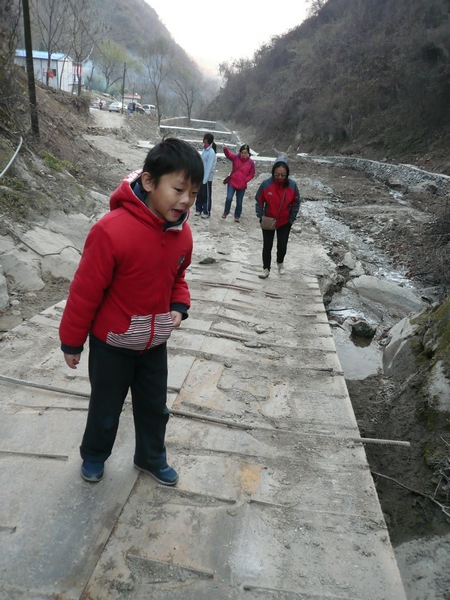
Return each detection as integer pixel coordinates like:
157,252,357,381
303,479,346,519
15,50,78,93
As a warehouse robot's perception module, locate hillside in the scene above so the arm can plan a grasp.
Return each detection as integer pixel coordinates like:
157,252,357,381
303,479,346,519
208,0,450,168
93,0,169,56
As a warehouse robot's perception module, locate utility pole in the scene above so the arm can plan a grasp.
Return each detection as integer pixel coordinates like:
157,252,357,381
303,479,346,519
22,0,40,137
121,62,126,114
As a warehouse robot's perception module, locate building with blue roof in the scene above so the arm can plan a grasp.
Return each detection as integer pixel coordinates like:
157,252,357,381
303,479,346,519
15,50,78,93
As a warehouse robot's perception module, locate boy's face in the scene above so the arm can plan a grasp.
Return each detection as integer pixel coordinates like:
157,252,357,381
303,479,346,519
141,171,200,222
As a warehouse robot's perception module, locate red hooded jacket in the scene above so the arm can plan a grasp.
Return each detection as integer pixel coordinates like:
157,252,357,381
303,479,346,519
255,177,301,228
59,170,192,354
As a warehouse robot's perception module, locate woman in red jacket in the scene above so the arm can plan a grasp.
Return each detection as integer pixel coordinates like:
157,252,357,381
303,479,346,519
255,157,301,278
221,143,255,223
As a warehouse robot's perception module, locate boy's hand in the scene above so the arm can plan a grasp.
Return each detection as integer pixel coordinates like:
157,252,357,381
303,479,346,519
64,353,81,369
170,311,183,328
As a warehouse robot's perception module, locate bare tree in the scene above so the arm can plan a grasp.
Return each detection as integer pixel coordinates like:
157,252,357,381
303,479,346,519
0,0,22,135
65,0,106,96
169,64,203,125
123,58,144,101
140,38,173,124
31,0,67,87
1,0,22,56
98,40,128,93
306,0,328,17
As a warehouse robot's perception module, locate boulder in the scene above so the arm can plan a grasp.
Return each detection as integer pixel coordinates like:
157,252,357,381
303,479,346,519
41,247,81,280
342,252,356,269
383,316,419,376
349,261,365,278
347,275,424,314
408,181,438,195
0,234,15,254
426,360,450,412
1,247,44,291
351,319,376,338
43,211,94,251
21,227,77,256
387,177,407,191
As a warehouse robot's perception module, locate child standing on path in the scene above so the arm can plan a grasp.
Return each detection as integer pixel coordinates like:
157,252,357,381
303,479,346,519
59,138,204,485
255,156,301,278
195,133,217,218
221,143,255,223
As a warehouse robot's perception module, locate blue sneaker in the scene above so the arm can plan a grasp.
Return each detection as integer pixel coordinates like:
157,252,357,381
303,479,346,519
81,460,104,482
134,463,179,486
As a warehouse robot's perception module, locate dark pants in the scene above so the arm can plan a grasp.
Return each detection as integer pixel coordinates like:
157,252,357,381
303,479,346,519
262,222,292,270
80,337,169,470
195,181,212,216
224,185,245,218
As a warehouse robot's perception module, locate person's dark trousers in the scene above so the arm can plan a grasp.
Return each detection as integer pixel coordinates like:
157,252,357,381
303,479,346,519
195,182,211,215
262,222,292,270
80,336,169,471
205,181,212,215
224,186,245,218
195,183,206,214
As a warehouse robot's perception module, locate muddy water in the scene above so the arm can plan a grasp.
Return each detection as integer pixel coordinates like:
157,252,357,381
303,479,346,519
331,326,383,380
300,196,408,381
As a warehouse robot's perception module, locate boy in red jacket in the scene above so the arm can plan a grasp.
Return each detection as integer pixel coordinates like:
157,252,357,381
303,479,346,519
59,138,203,484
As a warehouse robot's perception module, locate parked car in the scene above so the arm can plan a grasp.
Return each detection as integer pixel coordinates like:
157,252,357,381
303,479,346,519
108,101,126,113
127,102,146,114
142,104,156,116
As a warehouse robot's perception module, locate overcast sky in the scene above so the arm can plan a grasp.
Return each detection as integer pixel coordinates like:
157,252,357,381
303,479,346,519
145,1,310,76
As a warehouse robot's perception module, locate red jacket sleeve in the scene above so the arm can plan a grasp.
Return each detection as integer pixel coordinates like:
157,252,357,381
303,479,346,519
59,223,116,350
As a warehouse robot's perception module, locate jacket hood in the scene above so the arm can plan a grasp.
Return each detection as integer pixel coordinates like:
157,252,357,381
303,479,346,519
109,170,188,231
274,156,288,167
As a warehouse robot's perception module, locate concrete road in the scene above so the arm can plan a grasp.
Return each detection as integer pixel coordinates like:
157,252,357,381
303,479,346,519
0,200,407,598
0,114,409,597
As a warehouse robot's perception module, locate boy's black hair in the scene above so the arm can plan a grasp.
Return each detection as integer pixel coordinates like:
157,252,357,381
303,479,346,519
272,160,290,187
143,138,204,186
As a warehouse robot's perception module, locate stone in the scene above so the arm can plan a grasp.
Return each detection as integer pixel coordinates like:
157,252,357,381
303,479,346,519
21,227,78,256
199,257,216,264
349,261,365,277
351,319,376,338
408,181,438,195
426,360,450,412
383,316,419,376
1,248,45,291
0,267,9,310
41,247,81,280
387,177,407,191
342,252,356,269
347,275,424,314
